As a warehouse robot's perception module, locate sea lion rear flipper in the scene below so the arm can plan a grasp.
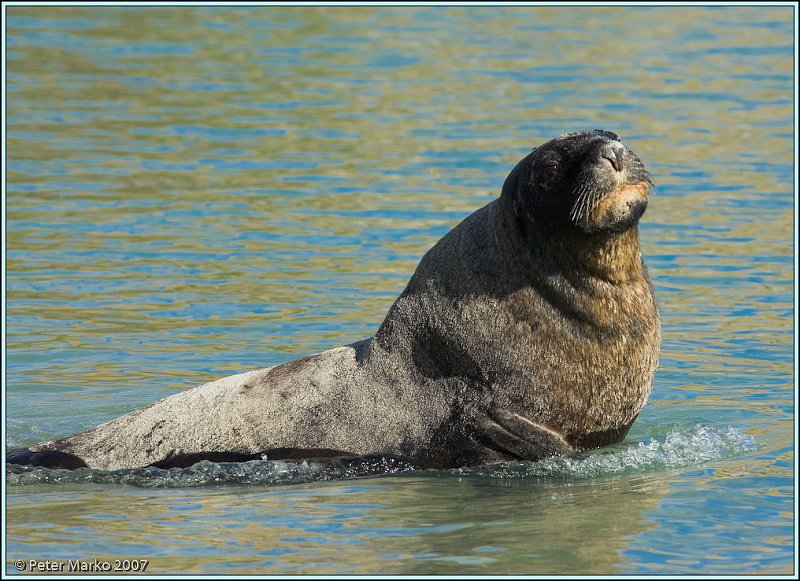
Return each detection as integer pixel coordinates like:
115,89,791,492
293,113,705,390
6,447,89,470
476,409,574,461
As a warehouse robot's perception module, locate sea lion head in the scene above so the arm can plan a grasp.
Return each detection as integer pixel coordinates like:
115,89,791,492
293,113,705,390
503,129,654,235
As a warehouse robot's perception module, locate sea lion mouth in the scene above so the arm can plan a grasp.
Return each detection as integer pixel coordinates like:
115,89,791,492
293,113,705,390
570,181,650,234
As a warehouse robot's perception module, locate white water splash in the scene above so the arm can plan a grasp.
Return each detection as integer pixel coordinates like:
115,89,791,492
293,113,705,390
456,424,758,479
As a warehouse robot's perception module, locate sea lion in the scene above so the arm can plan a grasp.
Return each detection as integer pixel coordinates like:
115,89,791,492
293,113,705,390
7,129,660,471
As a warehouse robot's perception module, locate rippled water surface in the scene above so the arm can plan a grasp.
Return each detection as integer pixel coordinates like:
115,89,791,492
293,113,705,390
5,5,795,576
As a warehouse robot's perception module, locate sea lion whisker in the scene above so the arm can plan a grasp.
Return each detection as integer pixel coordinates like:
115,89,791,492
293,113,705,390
581,189,598,228
570,185,589,222
571,184,596,223
577,184,600,227
572,193,589,224
631,158,656,188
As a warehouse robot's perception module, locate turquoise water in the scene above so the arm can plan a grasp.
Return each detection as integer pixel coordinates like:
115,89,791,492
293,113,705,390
5,5,796,576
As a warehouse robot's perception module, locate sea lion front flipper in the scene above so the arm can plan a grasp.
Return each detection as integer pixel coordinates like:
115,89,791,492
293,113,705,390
476,409,574,461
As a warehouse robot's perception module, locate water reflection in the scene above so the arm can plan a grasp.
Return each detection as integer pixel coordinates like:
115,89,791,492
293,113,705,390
6,474,666,575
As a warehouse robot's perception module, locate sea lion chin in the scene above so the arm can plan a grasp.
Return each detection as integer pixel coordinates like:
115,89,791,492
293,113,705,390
584,181,650,234
8,129,661,471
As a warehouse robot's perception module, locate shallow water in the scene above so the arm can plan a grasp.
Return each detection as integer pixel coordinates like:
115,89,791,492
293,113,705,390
5,5,795,576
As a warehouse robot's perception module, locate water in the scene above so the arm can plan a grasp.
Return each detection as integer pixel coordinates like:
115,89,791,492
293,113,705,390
5,5,795,576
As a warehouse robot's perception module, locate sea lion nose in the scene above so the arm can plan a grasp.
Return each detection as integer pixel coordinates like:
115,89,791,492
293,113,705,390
601,143,625,172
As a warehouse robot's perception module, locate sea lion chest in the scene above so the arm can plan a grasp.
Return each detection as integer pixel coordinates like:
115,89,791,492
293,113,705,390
378,200,660,453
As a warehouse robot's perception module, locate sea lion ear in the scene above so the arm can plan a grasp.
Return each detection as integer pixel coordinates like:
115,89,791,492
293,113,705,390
502,151,535,202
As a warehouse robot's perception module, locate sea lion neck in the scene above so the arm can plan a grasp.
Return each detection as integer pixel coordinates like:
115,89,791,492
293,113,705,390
499,191,645,286
546,227,645,284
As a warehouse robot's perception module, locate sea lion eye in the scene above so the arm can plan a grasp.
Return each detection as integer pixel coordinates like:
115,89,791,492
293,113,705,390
537,160,559,186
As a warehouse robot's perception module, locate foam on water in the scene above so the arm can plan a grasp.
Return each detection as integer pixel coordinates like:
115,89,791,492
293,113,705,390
5,454,418,488
450,423,758,480
6,424,756,488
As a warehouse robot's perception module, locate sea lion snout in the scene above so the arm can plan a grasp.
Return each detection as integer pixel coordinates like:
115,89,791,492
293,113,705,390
566,133,652,234
600,141,626,172
592,139,643,183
